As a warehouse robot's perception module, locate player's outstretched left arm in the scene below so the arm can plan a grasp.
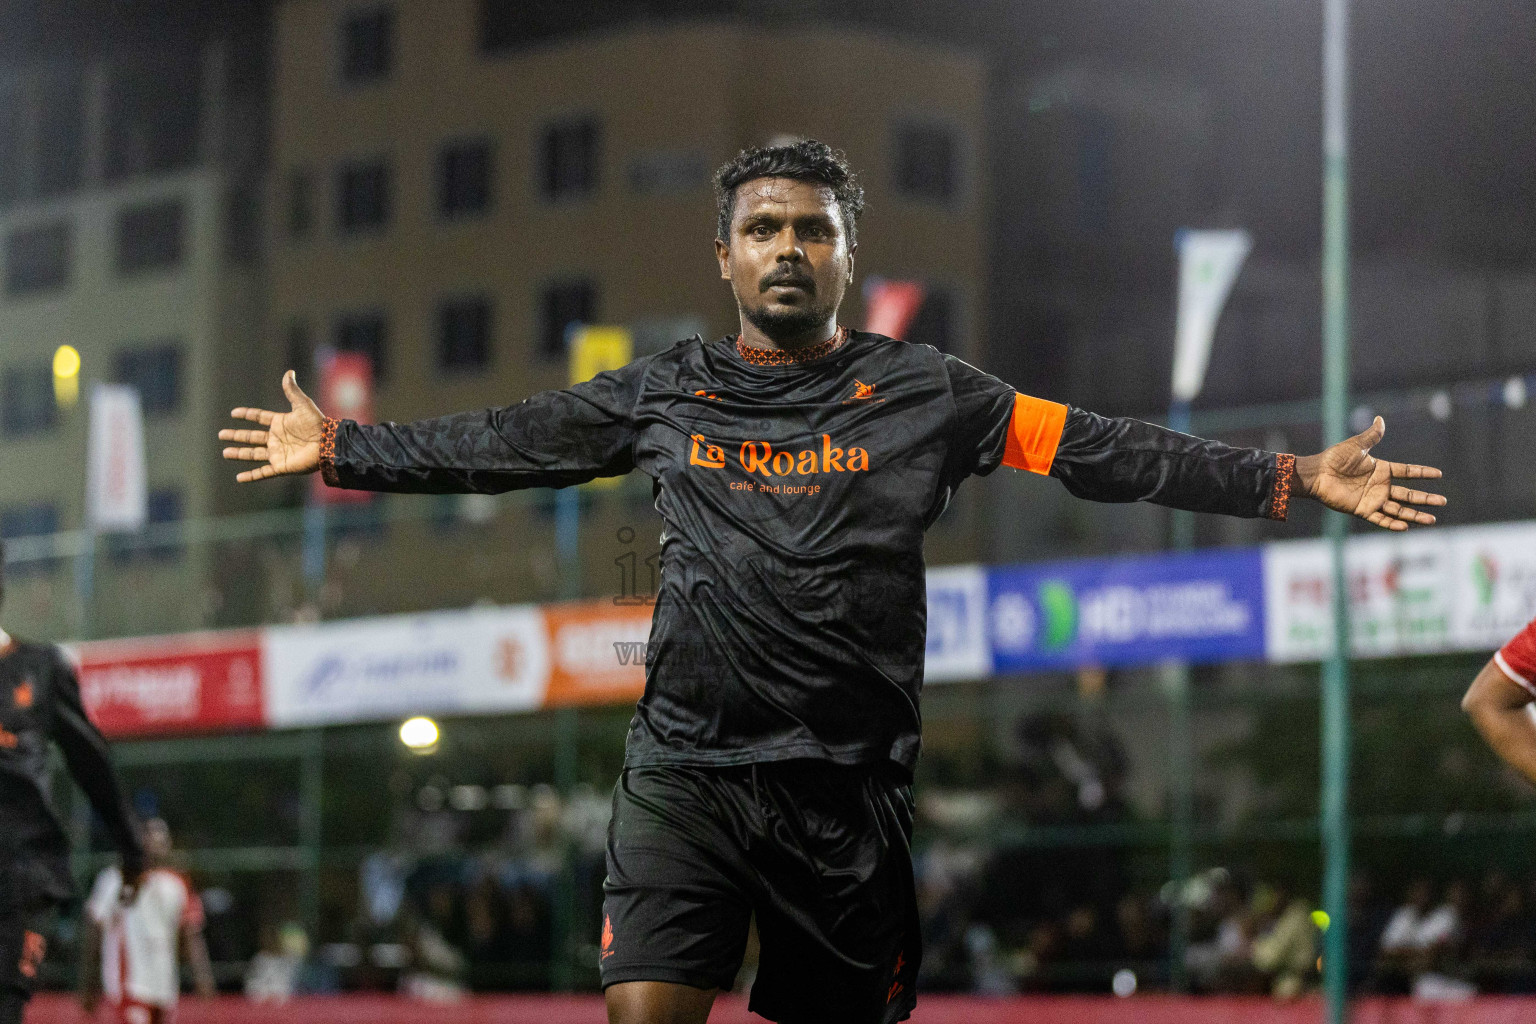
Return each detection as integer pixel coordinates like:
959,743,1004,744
1292,415,1444,531
1463,659,1536,785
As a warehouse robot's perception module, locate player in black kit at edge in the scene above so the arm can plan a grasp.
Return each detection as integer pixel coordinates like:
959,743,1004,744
0,545,144,1024
218,140,1446,1024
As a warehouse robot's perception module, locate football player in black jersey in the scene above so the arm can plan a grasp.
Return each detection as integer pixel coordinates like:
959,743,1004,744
220,141,1443,1024
0,545,144,1024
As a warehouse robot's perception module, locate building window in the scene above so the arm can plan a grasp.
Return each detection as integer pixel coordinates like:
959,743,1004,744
538,280,595,360
4,221,72,296
114,343,183,416
894,123,958,203
116,199,184,276
225,187,261,263
439,140,493,218
438,296,492,372
104,57,199,180
478,0,583,54
336,160,391,234
334,311,388,381
906,288,955,355
341,6,394,84
288,170,314,238
2,362,57,436
1,502,60,575
540,118,599,200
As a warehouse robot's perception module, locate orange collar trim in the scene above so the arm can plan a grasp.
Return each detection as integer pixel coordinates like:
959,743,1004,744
735,326,849,367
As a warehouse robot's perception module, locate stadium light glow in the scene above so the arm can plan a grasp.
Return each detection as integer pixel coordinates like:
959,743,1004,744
399,716,440,752
53,344,81,407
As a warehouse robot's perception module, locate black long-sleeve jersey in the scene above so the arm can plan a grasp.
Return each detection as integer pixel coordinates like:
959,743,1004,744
321,330,1291,776
0,635,143,915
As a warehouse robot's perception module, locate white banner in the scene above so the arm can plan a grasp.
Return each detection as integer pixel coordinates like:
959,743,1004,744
1447,522,1536,651
86,384,147,532
1172,229,1252,403
264,606,549,727
925,564,992,682
1263,522,1536,662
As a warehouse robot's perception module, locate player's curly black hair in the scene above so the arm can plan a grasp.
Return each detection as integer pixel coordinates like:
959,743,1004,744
714,139,865,245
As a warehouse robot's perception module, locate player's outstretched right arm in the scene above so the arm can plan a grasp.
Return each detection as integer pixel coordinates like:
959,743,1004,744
221,362,648,494
1463,621,1536,785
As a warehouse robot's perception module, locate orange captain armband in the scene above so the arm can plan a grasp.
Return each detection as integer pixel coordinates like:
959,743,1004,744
1002,393,1068,475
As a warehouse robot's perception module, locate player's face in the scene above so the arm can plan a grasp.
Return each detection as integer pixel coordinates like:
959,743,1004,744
716,177,855,344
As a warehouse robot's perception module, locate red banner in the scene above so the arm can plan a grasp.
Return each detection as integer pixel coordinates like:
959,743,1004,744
312,349,374,505
75,632,265,738
863,278,927,340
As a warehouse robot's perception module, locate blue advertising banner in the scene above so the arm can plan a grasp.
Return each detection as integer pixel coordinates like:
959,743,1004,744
987,547,1267,673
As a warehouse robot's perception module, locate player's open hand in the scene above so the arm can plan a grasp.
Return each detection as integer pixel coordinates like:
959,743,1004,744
220,370,326,482
1296,415,1445,531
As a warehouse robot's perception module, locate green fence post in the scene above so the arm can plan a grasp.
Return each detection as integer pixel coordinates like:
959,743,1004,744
1321,0,1353,1018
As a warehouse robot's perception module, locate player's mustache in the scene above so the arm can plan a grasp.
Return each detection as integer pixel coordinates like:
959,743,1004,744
760,267,816,292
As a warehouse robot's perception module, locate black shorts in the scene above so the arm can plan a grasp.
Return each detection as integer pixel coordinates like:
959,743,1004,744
600,761,920,1024
0,911,48,996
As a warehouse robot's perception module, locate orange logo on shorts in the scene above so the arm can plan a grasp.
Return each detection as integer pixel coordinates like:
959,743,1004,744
887,950,907,1004
601,914,615,960
19,931,45,979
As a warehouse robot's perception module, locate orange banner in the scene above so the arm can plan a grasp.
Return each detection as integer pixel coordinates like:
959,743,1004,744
541,599,652,708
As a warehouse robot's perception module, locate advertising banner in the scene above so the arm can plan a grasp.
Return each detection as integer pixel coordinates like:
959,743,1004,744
1264,521,1536,662
1447,522,1536,651
540,599,652,708
863,278,927,341
264,606,548,727
86,384,148,532
1171,229,1252,403
988,548,1267,673
74,631,265,738
1262,535,1454,662
925,564,991,683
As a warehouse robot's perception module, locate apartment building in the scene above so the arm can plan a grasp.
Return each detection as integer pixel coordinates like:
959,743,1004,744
0,47,265,640
266,3,990,615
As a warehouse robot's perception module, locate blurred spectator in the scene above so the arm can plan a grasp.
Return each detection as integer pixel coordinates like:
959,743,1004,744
244,922,311,1002
1250,883,1317,999
1186,872,1260,993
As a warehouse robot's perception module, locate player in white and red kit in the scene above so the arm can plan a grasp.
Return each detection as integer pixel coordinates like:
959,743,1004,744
1463,618,1536,784
81,820,215,1024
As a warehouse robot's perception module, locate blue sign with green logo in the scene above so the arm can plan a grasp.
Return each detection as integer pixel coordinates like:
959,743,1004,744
987,548,1267,672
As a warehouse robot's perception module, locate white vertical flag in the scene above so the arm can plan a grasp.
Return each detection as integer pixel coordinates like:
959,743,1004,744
1172,229,1253,403
87,383,147,532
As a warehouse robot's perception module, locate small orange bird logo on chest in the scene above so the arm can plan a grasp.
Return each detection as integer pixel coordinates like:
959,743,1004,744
850,380,877,400
13,681,33,709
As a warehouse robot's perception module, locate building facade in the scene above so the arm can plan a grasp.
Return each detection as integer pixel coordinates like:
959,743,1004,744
266,3,990,618
0,47,265,641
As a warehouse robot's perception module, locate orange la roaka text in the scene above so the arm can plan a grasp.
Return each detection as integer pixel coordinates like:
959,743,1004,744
689,433,871,477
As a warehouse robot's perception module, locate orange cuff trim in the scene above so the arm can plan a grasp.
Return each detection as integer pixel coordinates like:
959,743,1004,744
1001,393,1068,475
1268,453,1295,521
319,417,340,487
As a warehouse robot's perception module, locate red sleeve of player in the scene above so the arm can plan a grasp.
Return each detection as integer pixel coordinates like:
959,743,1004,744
1495,618,1536,698
177,874,205,931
